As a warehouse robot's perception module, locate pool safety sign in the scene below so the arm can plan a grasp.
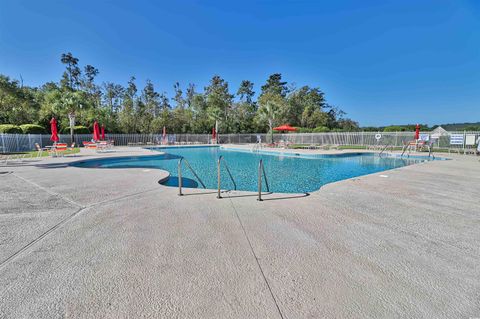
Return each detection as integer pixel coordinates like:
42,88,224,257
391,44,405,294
450,134,464,145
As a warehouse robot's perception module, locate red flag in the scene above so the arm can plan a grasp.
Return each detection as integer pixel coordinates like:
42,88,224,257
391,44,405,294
50,117,59,142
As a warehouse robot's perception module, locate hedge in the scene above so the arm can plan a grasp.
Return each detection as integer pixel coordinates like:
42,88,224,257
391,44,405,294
293,127,312,133
312,126,330,133
61,125,90,134
0,124,23,134
20,124,47,134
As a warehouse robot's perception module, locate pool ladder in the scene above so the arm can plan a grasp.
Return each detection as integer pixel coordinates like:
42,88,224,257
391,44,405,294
379,144,391,157
177,157,206,196
217,155,237,198
178,156,270,201
400,142,435,159
252,143,262,152
217,157,270,201
257,159,270,201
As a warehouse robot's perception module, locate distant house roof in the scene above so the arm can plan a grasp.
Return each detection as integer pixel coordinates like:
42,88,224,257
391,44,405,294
431,126,449,135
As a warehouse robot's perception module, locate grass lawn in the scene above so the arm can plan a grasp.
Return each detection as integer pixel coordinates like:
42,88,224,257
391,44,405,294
2,148,80,158
337,145,369,150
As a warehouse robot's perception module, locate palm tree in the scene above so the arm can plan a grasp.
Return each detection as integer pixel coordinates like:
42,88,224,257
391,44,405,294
257,92,285,143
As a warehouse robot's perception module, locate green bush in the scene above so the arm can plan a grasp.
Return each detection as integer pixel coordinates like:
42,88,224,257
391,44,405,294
293,127,312,133
312,126,330,133
383,125,406,132
20,124,47,134
60,125,90,134
0,124,22,134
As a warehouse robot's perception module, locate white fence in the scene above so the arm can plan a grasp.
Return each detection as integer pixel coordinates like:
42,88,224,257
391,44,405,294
0,131,478,153
220,131,479,151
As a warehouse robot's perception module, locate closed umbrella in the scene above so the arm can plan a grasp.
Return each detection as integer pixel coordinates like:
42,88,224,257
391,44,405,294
162,126,166,144
212,127,216,143
50,117,59,143
93,121,100,141
101,125,105,141
414,124,420,140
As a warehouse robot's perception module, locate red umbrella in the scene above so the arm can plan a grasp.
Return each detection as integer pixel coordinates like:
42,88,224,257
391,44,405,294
162,126,166,144
273,124,297,132
101,125,105,141
93,121,100,141
212,127,216,139
50,117,59,142
414,124,420,140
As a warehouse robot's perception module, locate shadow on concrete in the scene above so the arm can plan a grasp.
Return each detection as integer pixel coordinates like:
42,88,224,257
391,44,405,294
35,163,70,169
260,192,310,201
180,191,220,196
0,160,45,167
224,192,273,199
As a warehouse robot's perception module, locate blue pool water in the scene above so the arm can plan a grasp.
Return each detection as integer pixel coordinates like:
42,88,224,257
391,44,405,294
72,146,435,193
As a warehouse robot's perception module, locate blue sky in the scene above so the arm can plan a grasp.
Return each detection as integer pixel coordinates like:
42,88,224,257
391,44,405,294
1,0,479,126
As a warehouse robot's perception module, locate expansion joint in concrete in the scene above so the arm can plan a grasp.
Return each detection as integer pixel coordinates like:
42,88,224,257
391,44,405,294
226,194,286,319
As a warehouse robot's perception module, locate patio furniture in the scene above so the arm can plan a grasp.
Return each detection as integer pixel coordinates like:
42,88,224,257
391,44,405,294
96,141,108,152
35,143,48,157
83,141,97,149
94,140,115,152
49,143,68,157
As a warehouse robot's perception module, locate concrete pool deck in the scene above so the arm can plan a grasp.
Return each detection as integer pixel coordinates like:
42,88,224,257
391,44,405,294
0,146,479,318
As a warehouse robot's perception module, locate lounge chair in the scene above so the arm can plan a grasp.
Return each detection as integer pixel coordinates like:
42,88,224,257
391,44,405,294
83,141,97,150
49,143,68,157
35,143,48,157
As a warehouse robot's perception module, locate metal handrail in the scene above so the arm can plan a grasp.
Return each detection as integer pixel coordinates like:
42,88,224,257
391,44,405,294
428,143,435,159
177,157,206,196
252,142,262,152
257,159,270,201
400,143,408,157
379,144,391,156
217,155,237,199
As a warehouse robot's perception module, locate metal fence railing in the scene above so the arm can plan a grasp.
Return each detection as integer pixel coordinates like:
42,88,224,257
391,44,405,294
1,131,478,153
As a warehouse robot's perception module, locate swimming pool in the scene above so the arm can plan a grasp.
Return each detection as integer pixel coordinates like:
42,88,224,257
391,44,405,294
72,146,437,193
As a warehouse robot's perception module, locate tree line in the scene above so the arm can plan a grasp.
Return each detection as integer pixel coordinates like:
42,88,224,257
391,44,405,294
0,52,359,134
